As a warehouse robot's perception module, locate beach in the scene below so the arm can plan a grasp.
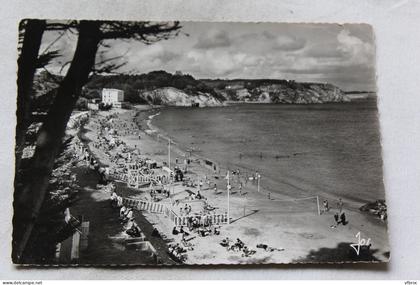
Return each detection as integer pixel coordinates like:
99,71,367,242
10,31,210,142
77,104,389,264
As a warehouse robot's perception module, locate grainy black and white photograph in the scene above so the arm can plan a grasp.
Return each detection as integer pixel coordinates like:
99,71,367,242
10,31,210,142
13,20,389,265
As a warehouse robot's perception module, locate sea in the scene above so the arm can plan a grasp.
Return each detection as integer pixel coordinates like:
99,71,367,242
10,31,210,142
152,98,385,204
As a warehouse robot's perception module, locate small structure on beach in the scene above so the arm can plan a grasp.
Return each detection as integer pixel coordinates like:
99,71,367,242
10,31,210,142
102,88,127,108
87,98,100,110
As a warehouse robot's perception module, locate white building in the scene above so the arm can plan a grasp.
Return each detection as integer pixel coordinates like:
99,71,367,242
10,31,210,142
102,88,125,107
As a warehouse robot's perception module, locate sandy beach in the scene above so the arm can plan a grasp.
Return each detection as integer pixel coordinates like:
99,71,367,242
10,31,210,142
79,105,389,264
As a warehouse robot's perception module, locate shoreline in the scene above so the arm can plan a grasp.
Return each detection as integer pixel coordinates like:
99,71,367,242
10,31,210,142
80,105,389,264
144,105,382,209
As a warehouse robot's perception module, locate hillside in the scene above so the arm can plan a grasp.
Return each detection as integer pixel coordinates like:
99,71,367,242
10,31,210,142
204,79,348,104
32,70,350,109
140,87,223,107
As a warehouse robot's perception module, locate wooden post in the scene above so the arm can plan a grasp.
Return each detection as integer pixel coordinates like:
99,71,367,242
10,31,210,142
316,195,321,215
70,231,80,262
168,139,171,169
227,171,230,224
257,173,261,192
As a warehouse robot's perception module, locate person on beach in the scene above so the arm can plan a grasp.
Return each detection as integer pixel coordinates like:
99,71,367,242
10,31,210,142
214,183,217,192
323,200,329,213
126,222,141,238
117,196,123,207
64,208,71,224
151,227,161,238
110,191,118,207
120,205,127,218
110,182,116,192
340,212,347,225
123,208,134,223
337,198,344,213
268,192,271,200
227,184,232,192
172,226,179,235
330,212,340,228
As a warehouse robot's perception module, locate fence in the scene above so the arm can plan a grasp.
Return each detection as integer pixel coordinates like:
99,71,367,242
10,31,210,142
120,172,171,188
122,197,166,214
123,197,228,226
169,211,228,227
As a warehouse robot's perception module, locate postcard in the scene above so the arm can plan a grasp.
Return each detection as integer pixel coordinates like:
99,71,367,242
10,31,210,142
13,20,389,265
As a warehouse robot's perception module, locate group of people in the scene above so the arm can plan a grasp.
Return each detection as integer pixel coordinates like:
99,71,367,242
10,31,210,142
177,214,222,237
187,190,204,201
220,238,285,258
110,190,123,208
196,224,220,237
86,111,236,262
95,114,179,193
149,187,170,202
179,204,192,216
167,243,188,262
256,243,285,252
332,211,347,227
330,198,348,228
220,238,256,257
119,205,134,223
74,139,113,185
320,197,350,228
110,191,142,238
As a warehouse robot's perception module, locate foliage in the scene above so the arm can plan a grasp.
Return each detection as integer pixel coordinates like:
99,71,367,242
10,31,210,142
75,97,88,111
84,71,225,102
14,20,182,263
99,102,112,110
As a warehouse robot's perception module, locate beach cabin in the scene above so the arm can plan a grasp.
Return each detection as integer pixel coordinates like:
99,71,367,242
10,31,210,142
87,98,100,110
101,88,126,108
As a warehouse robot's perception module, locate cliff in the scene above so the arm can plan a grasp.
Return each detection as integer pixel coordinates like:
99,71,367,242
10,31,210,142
35,71,351,108
140,87,223,107
208,80,349,104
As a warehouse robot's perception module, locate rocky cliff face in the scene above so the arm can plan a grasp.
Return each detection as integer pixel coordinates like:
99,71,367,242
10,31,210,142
140,83,348,107
140,87,223,107
34,71,350,109
218,82,349,104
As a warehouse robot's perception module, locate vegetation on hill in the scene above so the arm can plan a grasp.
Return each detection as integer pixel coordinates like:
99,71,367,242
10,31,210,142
33,69,348,111
84,70,224,103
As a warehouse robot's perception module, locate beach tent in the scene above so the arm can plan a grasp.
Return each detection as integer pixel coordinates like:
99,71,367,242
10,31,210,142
146,160,157,169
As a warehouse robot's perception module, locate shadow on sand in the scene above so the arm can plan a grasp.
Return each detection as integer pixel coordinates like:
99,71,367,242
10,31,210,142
295,242,380,263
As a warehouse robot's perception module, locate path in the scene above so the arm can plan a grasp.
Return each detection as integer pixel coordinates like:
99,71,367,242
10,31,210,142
69,165,176,265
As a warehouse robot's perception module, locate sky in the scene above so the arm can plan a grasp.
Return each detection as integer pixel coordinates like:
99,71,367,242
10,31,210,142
40,22,376,91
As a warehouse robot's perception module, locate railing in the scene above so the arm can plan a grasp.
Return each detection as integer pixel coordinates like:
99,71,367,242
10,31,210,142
119,171,171,188
169,211,228,226
122,197,166,214
122,197,228,226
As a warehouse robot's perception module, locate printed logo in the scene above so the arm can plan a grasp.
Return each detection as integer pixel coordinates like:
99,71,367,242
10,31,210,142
350,231,371,255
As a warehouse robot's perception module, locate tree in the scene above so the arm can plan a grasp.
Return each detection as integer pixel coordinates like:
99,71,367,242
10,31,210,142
15,20,46,174
13,20,181,263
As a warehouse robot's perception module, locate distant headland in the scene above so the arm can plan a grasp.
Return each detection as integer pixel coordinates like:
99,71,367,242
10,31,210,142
34,70,358,109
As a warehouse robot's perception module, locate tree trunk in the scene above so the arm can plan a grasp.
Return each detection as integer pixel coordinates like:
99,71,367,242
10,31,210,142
13,21,102,263
15,20,46,173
